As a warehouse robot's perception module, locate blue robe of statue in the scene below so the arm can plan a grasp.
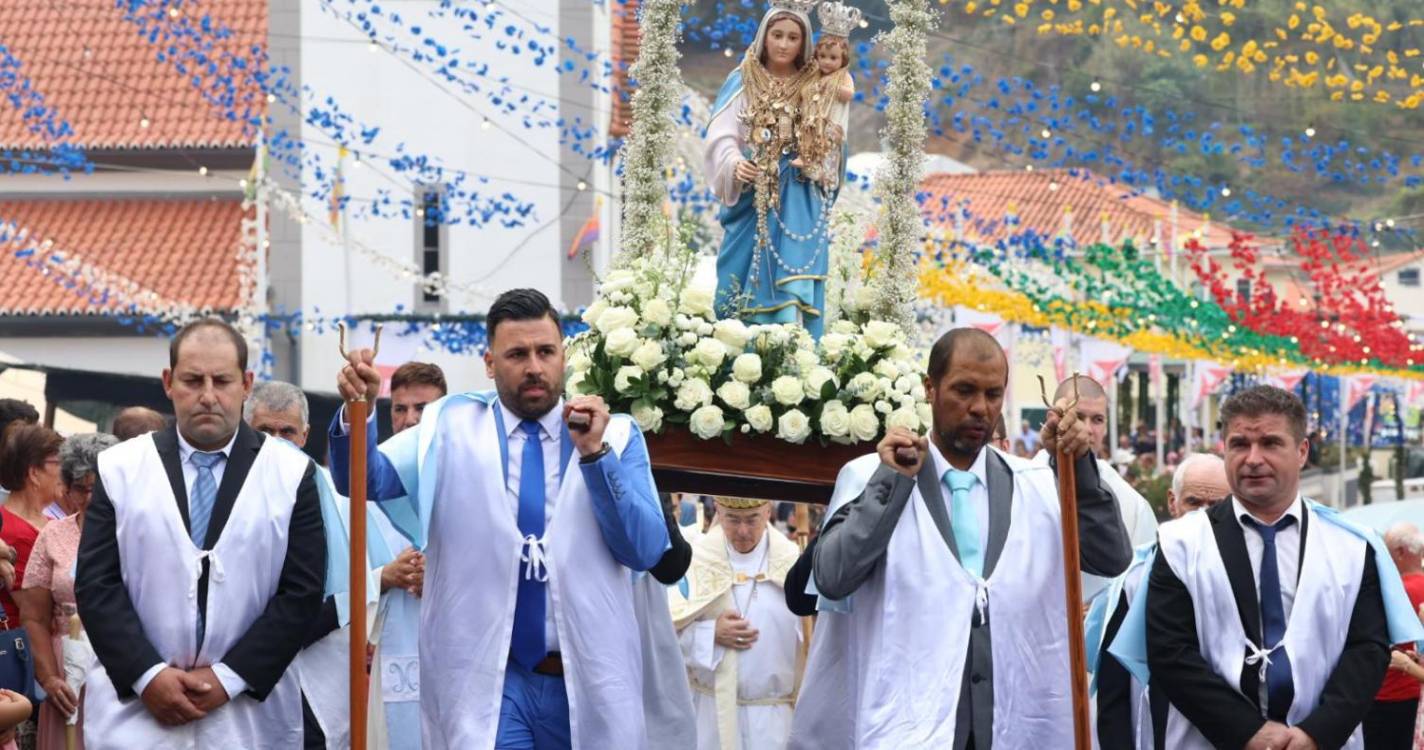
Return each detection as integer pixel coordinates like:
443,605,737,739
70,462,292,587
705,69,832,338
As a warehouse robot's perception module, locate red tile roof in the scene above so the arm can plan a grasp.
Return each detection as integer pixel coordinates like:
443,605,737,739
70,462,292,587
609,0,641,139
919,168,1239,250
0,0,265,151
0,198,249,315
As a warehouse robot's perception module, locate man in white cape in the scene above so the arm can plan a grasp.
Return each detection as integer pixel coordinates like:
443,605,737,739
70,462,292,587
1084,452,1230,750
329,288,669,749
1109,385,1423,750
670,497,804,750
76,319,327,748
789,328,1132,749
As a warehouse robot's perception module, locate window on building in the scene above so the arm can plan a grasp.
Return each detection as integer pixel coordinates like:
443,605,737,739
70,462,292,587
1400,268,1421,288
1235,277,1251,306
416,187,445,306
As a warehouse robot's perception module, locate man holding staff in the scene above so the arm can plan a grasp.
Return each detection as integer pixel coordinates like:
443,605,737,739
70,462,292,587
329,288,670,749
789,327,1131,749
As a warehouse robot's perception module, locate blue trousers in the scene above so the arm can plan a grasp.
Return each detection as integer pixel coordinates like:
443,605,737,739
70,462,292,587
495,659,572,750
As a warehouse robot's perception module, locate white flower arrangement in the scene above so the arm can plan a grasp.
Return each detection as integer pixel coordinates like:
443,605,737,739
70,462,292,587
567,241,927,445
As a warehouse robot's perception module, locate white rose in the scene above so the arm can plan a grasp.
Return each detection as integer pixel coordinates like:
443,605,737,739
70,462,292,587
568,349,592,372
689,405,726,440
886,406,920,432
604,328,639,357
680,286,715,318
820,400,851,440
668,368,686,386
674,378,713,411
874,359,901,380
831,320,860,335
917,403,933,428
581,299,607,327
712,319,752,352
601,269,637,293
566,371,589,395
690,337,728,369
631,400,664,433
697,321,714,336
717,381,752,410
878,378,896,398
793,348,818,374
771,375,805,406
862,320,903,349
820,333,851,360
852,285,878,312
849,372,881,402
777,409,812,444
732,353,763,384
607,290,632,305
656,370,670,383
677,331,698,347
613,365,644,394
675,313,695,331
641,298,673,328
596,305,639,334
805,367,838,398
629,340,667,372
745,404,774,433
875,400,893,414
911,383,927,400
849,404,880,442
895,374,917,394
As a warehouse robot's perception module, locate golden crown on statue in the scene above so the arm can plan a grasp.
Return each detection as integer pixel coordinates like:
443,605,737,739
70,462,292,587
769,0,820,16
817,1,863,37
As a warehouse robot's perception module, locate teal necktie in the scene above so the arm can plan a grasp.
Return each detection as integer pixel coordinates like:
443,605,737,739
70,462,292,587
944,468,983,577
188,450,224,646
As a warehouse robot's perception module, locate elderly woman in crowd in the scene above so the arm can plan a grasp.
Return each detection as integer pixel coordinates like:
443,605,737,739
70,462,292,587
16,433,116,750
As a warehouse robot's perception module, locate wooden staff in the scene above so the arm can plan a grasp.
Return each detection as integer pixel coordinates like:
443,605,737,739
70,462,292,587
1040,374,1091,750
340,323,381,750
793,503,814,655
65,614,80,750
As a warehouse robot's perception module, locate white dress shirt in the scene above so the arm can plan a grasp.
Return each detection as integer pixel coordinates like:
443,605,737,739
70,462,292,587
1232,495,1303,626
134,428,248,701
496,399,567,651
927,443,990,558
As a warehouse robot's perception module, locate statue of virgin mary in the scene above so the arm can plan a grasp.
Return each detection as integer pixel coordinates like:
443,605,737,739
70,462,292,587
704,0,833,338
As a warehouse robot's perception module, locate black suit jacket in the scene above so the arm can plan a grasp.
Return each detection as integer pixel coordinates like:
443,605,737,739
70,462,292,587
75,423,327,701
1145,500,1390,749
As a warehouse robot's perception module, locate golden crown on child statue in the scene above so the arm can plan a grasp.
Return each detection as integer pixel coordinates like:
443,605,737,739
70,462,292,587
769,0,820,16
817,1,863,38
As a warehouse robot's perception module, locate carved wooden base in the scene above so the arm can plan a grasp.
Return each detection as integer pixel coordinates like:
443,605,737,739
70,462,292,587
645,428,873,504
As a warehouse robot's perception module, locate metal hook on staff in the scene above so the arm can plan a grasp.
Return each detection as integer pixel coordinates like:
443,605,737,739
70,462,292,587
337,321,384,364
1038,372,1082,415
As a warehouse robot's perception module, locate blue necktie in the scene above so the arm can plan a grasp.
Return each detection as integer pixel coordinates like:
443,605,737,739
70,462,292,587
1244,514,1296,721
511,420,547,670
188,450,224,646
944,469,983,577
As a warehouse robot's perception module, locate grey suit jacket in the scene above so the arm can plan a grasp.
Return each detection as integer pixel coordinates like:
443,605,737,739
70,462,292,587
812,448,1131,750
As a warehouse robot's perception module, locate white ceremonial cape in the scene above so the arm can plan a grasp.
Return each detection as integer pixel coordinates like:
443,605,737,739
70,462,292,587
290,467,382,750
1108,500,1424,750
372,391,650,750
633,571,698,749
670,525,804,750
84,433,310,749
789,449,1075,749
1032,451,1157,602
367,508,423,750
1083,543,1155,750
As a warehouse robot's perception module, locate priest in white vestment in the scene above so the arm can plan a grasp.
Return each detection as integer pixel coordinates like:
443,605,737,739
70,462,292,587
671,497,803,750
76,319,327,749
1031,375,1158,603
329,288,669,750
789,327,1132,750
1132,385,1421,750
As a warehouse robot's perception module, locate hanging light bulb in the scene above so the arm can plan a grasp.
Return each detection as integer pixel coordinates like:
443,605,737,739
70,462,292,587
1090,79,1102,93
576,180,587,191
1304,124,1316,138
1040,127,1052,139
481,118,491,130
1220,186,1231,197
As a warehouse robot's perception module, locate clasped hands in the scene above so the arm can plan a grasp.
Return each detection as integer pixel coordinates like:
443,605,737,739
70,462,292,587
141,666,229,726
1246,721,1317,750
